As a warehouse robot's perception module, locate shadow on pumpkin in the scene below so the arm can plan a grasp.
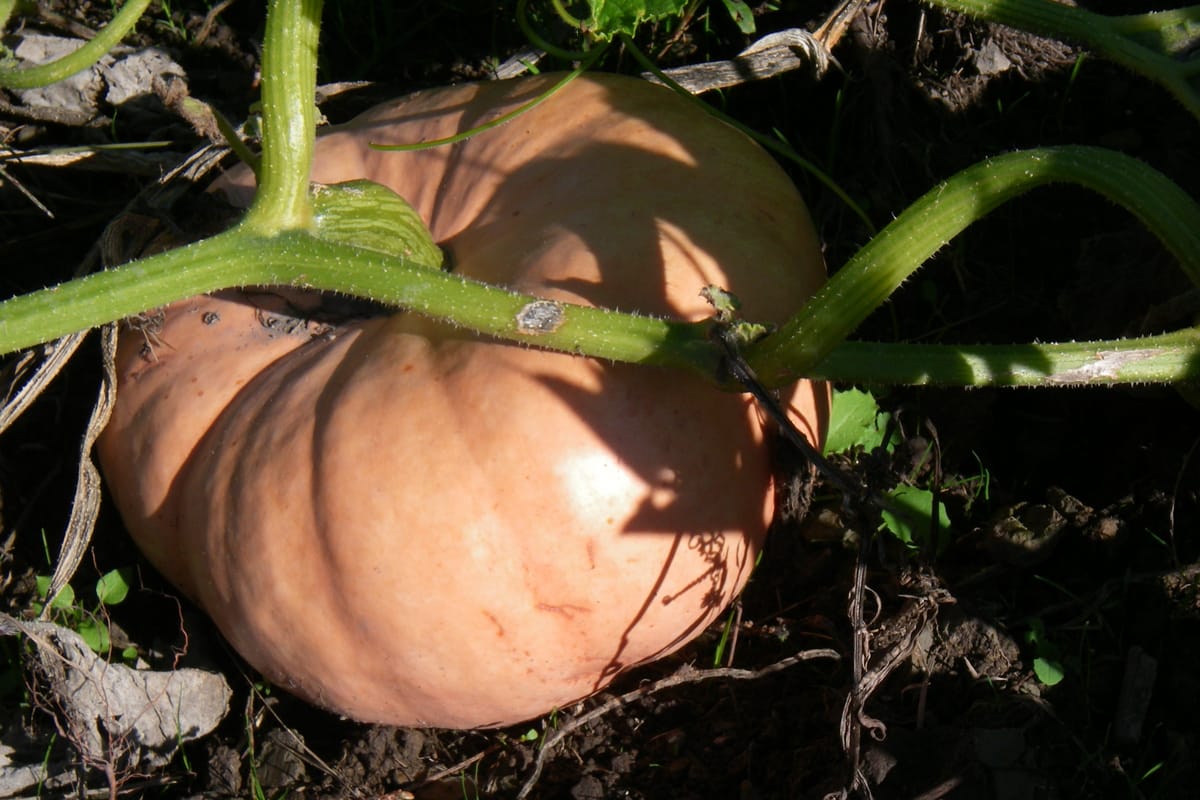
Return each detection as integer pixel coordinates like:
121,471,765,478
340,71,825,325
526,367,781,691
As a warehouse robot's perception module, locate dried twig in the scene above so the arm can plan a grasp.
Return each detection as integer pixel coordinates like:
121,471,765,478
493,28,836,93
643,28,838,94
0,335,85,436
0,160,55,215
839,534,875,796
37,324,116,618
419,746,495,787
13,143,230,622
836,572,948,799
0,146,180,174
814,0,875,53
193,0,238,47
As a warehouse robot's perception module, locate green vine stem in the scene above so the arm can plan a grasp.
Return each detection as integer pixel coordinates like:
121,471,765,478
812,330,1200,387
238,0,323,234
3,3,1200,391
1110,7,1200,56
0,0,154,90
745,146,1200,384
0,229,717,374
516,0,597,61
550,0,588,31
931,0,1200,120
371,48,604,152
2,145,1198,389
0,0,17,31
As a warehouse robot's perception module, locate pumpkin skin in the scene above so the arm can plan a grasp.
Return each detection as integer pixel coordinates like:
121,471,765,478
98,73,828,728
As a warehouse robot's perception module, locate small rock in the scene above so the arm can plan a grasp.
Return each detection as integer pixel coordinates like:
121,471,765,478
974,40,1013,76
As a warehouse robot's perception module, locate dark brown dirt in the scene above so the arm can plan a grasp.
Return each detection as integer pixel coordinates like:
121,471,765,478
3,1,1199,799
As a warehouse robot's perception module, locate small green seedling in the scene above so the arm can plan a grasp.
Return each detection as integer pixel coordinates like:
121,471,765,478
711,604,737,667
942,452,992,516
824,388,952,554
1024,616,1065,687
33,567,137,661
719,0,757,33
880,485,953,555
823,387,899,456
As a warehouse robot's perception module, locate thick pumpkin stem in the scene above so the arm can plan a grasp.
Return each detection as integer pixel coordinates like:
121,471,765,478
240,0,323,235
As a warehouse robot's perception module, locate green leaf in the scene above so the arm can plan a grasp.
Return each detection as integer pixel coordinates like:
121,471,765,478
36,576,75,610
719,0,756,34
1032,656,1065,686
582,0,689,40
824,388,896,455
880,485,951,551
95,567,133,606
1024,618,1065,685
76,618,110,654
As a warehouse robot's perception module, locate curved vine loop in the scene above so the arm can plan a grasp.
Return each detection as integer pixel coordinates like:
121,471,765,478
0,0,155,90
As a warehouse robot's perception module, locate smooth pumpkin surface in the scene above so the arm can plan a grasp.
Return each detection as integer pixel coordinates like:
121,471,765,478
98,73,828,728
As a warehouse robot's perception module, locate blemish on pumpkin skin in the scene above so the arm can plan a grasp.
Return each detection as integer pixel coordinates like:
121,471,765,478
483,611,505,638
536,602,591,619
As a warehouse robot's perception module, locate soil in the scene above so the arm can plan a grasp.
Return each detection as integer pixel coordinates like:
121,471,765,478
2,1,1199,799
